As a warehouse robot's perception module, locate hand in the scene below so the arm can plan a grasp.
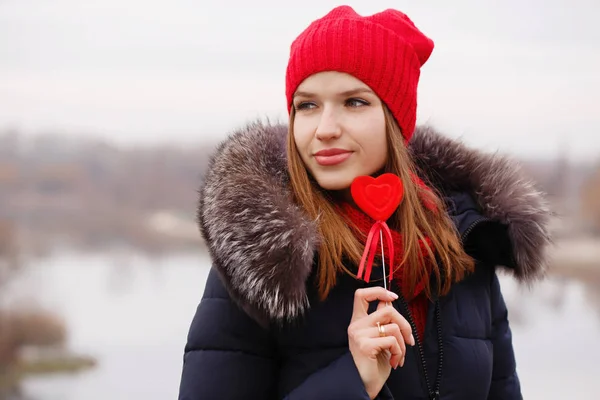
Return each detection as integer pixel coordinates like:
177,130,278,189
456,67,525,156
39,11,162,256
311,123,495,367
347,287,415,399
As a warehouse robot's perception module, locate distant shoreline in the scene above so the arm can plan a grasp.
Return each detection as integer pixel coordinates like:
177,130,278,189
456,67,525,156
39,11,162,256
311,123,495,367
548,236,600,282
18,234,600,280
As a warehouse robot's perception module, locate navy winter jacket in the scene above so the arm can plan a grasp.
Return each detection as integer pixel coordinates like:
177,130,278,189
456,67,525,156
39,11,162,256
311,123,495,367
178,122,551,399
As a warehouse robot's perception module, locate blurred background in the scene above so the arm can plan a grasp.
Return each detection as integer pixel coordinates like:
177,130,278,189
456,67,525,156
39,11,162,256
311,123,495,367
0,0,599,399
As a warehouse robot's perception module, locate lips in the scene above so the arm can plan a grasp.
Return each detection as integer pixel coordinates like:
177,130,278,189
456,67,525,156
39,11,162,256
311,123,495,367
313,148,353,166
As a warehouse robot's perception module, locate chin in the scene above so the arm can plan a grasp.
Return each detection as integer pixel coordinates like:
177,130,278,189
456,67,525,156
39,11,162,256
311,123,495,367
313,174,354,191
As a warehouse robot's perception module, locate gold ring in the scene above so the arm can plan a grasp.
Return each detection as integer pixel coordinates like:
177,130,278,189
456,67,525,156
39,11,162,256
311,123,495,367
376,321,386,337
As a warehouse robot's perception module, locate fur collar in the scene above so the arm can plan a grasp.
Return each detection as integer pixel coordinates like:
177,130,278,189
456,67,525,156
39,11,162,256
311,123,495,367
197,121,552,326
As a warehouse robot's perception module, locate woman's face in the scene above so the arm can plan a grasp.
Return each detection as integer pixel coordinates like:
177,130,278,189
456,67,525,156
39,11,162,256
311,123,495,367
292,71,388,191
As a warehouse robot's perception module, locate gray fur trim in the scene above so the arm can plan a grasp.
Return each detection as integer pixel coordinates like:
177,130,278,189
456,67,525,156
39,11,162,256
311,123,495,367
198,120,552,325
409,126,552,284
198,121,318,327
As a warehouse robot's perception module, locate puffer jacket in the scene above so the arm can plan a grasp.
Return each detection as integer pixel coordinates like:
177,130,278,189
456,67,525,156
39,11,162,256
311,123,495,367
178,121,551,400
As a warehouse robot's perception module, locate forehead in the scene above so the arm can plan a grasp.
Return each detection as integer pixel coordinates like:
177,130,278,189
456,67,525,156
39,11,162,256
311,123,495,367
296,71,370,93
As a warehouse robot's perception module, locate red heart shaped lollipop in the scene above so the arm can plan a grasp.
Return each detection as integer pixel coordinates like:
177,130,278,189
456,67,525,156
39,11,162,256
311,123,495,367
350,173,404,221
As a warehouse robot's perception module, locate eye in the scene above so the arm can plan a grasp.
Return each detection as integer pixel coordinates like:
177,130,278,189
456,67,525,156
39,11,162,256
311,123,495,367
346,98,370,108
295,101,316,111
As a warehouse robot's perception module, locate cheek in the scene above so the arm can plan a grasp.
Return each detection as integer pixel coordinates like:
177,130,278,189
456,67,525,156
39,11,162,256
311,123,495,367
358,114,388,167
373,130,388,164
292,120,312,161
374,114,388,166
362,137,387,174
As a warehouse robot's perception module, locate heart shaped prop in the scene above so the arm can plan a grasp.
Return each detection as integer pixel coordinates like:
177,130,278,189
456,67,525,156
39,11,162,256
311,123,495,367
351,174,404,221
350,173,404,286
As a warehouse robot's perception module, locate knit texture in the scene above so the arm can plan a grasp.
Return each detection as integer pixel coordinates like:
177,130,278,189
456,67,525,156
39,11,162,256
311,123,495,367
285,5,434,141
337,202,430,340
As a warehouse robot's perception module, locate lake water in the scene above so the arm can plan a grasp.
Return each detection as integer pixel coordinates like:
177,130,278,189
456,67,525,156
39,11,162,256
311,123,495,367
9,250,599,399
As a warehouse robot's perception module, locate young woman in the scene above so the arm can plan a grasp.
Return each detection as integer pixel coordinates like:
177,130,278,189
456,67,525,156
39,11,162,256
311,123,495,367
178,6,551,400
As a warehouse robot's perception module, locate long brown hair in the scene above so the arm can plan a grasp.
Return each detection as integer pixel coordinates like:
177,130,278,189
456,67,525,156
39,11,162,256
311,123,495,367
287,105,475,301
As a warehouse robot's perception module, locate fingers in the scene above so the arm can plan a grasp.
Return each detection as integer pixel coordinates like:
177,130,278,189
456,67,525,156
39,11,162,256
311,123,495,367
366,306,415,347
365,323,406,369
358,336,403,367
349,322,406,369
349,288,413,370
351,287,399,322
376,298,392,311
371,323,405,368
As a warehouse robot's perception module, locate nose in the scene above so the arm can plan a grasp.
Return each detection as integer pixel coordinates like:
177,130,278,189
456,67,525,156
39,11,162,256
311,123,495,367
315,109,342,141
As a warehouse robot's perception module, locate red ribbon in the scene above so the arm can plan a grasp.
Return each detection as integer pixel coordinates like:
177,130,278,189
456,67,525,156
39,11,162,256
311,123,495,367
356,220,395,285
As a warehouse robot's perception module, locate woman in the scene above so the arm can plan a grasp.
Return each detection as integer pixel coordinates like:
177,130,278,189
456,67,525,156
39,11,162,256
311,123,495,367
178,6,551,400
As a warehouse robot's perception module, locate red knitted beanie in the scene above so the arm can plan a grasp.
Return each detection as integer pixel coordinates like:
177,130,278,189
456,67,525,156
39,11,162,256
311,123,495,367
285,6,434,142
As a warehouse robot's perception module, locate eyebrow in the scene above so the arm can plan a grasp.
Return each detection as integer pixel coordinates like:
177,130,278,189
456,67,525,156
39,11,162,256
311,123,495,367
293,87,374,99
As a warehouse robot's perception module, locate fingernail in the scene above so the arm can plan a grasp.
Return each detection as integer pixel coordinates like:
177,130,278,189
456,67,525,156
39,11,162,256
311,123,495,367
410,335,416,346
388,291,398,299
400,358,405,367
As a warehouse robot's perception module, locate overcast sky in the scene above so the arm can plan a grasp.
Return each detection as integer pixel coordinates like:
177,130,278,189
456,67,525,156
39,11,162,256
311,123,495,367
1,0,599,159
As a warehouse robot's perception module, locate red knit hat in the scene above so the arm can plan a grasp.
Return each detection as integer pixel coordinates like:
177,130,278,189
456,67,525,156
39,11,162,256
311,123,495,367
285,6,434,142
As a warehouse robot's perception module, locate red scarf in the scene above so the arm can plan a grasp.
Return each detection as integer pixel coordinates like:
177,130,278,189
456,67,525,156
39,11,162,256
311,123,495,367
338,202,431,341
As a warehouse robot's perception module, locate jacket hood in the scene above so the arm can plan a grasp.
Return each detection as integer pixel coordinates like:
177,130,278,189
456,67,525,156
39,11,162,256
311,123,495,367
197,120,552,327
